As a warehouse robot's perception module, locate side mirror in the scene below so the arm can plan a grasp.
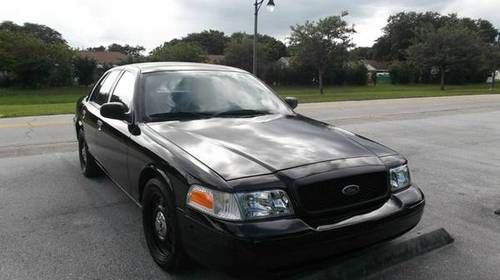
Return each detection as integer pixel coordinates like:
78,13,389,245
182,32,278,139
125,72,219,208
285,97,298,109
100,102,129,121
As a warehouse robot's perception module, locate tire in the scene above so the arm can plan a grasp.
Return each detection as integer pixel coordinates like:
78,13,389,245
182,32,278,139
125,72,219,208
78,129,101,177
142,178,186,272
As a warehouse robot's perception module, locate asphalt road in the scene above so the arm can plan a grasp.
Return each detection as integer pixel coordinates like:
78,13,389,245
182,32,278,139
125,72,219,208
1,94,500,279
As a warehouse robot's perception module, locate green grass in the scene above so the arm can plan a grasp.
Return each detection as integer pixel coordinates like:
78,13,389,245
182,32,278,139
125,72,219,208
0,87,88,117
0,84,499,118
0,103,77,118
276,84,500,103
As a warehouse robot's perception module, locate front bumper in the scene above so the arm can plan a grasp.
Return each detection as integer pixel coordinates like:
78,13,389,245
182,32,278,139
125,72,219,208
179,185,424,272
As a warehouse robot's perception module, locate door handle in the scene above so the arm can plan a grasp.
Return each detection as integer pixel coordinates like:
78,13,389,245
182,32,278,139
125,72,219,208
97,120,103,131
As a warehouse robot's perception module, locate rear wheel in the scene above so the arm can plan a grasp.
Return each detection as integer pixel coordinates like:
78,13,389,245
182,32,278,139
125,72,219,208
142,178,186,271
78,129,101,177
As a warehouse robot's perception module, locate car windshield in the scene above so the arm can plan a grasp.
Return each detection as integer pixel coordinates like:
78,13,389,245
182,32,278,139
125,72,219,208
142,71,292,121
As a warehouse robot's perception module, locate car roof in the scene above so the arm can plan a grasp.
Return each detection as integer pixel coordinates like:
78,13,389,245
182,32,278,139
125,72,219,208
113,62,247,74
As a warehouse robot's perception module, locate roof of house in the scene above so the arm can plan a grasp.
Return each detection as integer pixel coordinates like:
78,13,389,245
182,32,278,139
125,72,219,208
79,51,128,65
362,60,389,72
205,55,225,64
275,57,292,69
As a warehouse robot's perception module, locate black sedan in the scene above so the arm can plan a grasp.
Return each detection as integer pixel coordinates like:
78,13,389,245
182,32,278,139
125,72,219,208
74,62,424,273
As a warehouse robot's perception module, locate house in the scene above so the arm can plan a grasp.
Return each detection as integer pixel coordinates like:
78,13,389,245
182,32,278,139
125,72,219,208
361,60,391,84
276,57,291,69
79,51,128,68
205,54,225,64
361,60,389,73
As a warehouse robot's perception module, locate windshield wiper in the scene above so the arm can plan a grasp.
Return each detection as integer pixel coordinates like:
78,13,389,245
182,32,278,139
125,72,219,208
148,109,272,121
148,112,213,121
211,109,272,117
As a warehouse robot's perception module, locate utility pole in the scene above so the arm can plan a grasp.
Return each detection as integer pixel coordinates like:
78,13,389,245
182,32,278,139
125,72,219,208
252,0,275,76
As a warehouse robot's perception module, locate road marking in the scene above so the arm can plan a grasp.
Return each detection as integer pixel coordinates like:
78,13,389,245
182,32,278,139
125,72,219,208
0,121,71,129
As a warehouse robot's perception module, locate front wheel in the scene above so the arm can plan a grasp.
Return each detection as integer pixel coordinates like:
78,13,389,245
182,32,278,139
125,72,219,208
142,178,186,272
78,129,101,177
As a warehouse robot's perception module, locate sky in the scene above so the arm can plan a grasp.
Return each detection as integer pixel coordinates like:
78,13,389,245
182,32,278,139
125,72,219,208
0,0,498,51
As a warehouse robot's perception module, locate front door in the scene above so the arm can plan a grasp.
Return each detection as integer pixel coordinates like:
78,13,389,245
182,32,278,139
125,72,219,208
84,70,121,163
96,70,137,191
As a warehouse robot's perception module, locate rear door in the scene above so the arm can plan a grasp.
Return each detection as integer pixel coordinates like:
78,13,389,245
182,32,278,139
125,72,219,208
84,70,121,164
97,70,137,190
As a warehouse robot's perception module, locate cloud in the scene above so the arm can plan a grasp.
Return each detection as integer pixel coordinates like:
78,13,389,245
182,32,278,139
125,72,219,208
444,0,500,27
0,0,497,51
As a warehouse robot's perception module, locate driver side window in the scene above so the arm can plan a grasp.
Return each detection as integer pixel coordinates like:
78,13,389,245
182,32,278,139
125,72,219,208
110,71,135,111
90,70,120,106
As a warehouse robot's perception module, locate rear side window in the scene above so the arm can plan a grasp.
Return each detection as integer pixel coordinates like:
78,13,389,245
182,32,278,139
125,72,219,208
110,71,135,110
90,71,120,105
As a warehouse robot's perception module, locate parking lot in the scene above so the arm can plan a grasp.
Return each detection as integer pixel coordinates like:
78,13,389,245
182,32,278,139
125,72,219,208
1,94,500,279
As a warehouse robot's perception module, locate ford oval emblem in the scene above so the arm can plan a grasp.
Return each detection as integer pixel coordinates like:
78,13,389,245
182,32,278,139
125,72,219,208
342,185,360,196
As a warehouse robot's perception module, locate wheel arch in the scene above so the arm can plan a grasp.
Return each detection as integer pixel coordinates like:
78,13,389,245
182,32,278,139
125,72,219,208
138,164,175,204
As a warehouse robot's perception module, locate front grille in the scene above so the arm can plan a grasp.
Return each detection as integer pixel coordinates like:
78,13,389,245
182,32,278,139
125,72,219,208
296,171,389,213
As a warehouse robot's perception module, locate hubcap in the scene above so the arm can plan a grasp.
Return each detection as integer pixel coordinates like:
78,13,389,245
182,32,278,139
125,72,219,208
154,210,167,241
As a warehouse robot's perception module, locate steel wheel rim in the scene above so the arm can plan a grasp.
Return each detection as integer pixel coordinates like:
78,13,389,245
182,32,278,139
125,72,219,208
154,207,168,240
151,194,173,256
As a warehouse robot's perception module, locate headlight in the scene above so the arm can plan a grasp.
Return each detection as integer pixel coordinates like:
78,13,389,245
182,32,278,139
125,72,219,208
390,164,411,191
235,190,293,219
186,185,293,221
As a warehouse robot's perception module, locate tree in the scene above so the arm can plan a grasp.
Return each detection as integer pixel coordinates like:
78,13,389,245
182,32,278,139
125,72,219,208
47,43,75,86
350,47,373,60
107,43,125,53
457,17,498,44
229,32,288,61
0,21,66,44
222,35,285,81
0,29,74,87
407,23,482,90
74,56,97,86
260,34,288,61
483,36,500,89
149,41,206,62
289,13,355,94
223,38,256,73
184,30,229,55
107,43,145,57
372,12,498,61
222,33,286,81
373,12,443,60
87,46,106,52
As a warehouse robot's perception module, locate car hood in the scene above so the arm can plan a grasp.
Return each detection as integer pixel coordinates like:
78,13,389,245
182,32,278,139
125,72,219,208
146,114,397,180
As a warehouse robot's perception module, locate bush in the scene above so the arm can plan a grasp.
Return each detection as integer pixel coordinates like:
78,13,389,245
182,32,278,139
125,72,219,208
326,65,348,85
345,63,368,85
446,62,489,84
270,62,368,86
389,61,415,84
